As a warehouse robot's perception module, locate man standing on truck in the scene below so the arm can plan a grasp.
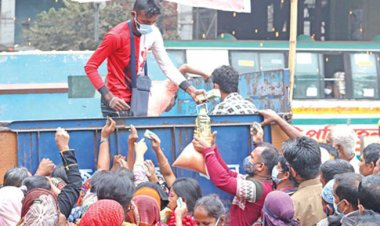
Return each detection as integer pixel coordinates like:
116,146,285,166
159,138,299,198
85,0,204,117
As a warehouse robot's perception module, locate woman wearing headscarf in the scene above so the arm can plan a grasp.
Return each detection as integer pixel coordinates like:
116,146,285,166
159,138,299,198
79,199,125,226
125,184,167,226
261,191,299,226
17,188,60,226
0,186,24,226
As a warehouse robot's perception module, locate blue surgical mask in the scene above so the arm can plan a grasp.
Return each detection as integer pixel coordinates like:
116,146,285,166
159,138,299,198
134,18,153,35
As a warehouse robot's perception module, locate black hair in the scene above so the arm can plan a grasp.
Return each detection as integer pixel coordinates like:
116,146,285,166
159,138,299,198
172,178,202,214
362,143,380,165
52,165,68,184
283,137,321,180
22,176,51,192
320,159,355,183
90,170,110,193
334,172,363,209
133,0,161,17
211,65,239,94
358,174,380,213
319,143,339,159
97,172,135,208
257,142,279,175
3,167,30,187
115,167,134,182
194,194,225,220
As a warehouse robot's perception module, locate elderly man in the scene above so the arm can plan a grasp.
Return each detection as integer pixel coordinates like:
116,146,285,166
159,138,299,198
327,125,359,172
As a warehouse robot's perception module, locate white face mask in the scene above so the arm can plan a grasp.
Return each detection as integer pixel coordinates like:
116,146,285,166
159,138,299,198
271,166,284,185
324,88,332,95
214,217,221,226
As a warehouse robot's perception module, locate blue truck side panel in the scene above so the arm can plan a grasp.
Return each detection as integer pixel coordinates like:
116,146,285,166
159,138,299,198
6,115,270,203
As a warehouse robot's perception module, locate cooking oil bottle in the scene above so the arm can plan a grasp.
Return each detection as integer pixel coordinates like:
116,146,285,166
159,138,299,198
195,104,211,145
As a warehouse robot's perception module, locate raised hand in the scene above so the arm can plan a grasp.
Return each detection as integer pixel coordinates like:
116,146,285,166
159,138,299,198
144,160,158,182
150,133,161,151
35,158,56,176
101,117,116,140
256,109,281,126
135,138,148,156
55,127,70,152
128,125,138,144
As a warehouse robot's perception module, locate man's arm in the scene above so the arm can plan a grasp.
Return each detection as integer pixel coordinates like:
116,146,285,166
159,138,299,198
213,145,238,178
201,146,238,195
151,133,176,188
97,117,116,171
258,109,303,139
84,33,129,111
127,125,138,170
84,33,117,95
178,64,210,81
150,28,204,103
55,128,82,218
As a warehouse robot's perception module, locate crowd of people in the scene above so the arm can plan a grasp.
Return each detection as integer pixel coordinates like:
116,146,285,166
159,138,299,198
1,0,380,225
0,107,379,226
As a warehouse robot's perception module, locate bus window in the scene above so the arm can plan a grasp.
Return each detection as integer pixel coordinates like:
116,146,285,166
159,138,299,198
294,52,323,99
350,53,378,99
166,50,186,66
322,54,345,99
229,51,259,74
259,53,285,71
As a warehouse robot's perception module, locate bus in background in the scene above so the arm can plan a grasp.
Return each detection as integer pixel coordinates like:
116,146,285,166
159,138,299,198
164,40,380,145
0,39,379,147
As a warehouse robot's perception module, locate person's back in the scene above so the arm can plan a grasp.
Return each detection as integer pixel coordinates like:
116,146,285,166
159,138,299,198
283,137,324,226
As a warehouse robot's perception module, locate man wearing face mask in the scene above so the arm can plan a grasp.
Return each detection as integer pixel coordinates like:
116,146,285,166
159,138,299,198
331,172,368,226
193,137,279,226
271,156,297,195
85,0,204,117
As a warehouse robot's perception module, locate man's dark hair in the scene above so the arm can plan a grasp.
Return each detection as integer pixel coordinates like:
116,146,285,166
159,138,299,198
362,143,380,165
90,170,110,193
3,167,30,187
115,167,134,182
173,178,202,214
283,137,321,180
334,172,363,209
319,143,339,159
358,174,380,213
52,165,68,184
320,159,355,182
211,65,239,94
22,176,51,192
97,172,135,208
133,0,161,17
257,142,279,175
